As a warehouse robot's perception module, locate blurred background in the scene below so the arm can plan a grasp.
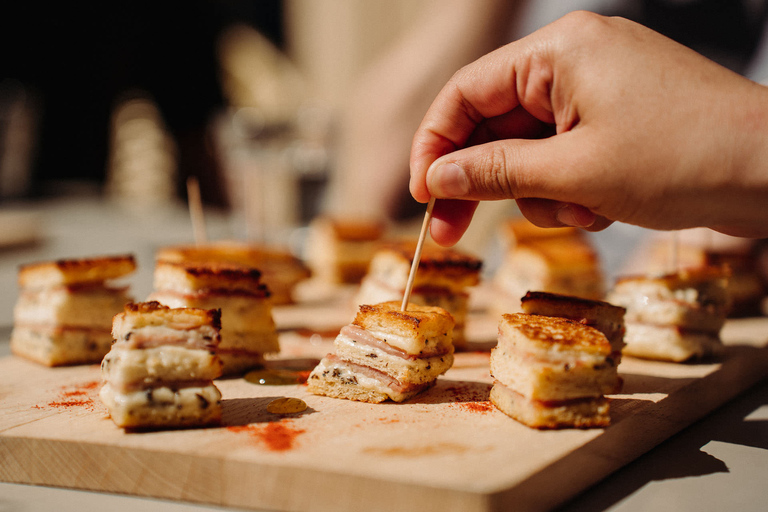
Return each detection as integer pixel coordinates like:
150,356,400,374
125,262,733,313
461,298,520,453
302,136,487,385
1,0,768,265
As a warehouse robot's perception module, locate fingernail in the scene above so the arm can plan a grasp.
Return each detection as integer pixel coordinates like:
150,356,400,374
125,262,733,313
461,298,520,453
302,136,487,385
556,204,595,228
430,162,469,197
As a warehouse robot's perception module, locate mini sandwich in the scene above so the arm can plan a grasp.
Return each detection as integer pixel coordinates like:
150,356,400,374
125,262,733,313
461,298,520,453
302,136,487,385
156,241,310,305
308,301,455,403
626,228,765,317
491,219,605,315
521,291,626,365
490,313,621,429
304,215,387,285
354,241,481,349
607,267,730,362
148,260,279,375
11,254,136,366
100,302,223,429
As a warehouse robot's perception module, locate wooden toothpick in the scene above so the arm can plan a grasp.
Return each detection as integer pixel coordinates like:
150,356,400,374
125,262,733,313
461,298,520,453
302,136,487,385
187,176,208,246
401,197,436,311
670,231,679,274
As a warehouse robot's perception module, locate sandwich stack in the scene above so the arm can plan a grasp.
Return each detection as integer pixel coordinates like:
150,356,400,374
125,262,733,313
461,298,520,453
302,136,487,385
156,242,310,305
490,313,622,429
354,241,481,349
148,260,279,375
625,228,766,317
11,254,136,366
490,219,605,315
607,267,730,362
308,301,455,403
100,302,223,429
304,215,387,285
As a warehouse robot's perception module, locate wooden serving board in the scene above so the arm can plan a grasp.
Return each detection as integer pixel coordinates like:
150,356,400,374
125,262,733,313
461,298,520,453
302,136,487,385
1,308,768,512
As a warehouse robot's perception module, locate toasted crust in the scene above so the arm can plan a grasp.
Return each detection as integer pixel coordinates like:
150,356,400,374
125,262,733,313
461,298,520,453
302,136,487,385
18,254,136,288
499,313,611,356
352,301,454,352
112,301,221,336
153,260,270,296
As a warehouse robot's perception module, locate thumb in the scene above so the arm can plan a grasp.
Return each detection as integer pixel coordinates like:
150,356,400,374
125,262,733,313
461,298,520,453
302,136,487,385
424,134,586,203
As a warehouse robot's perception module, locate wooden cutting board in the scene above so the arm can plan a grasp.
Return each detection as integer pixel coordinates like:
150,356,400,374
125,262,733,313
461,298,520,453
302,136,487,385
1,309,767,512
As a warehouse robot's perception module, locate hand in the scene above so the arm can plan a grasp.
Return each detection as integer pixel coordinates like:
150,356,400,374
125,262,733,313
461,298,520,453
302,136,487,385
409,11,768,246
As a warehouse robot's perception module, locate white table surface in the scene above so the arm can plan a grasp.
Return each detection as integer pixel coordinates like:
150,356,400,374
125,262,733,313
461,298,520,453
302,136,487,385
1,195,766,512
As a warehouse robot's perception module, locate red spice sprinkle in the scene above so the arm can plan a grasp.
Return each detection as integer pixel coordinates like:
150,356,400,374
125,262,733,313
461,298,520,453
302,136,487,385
454,400,495,414
227,420,306,452
47,399,94,408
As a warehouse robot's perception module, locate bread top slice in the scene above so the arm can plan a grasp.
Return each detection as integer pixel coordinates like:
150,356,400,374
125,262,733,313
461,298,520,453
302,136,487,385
521,291,624,318
112,301,221,336
19,254,136,289
499,313,611,358
366,240,482,291
153,260,270,296
351,301,454,354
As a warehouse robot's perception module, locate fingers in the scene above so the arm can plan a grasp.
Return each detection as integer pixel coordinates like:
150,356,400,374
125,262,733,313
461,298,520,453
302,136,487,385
516,198,614,231
428,199,479,247
424,132,587,203
409,39,555,203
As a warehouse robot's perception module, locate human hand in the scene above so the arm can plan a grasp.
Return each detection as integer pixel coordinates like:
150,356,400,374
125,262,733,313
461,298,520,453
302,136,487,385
409,11,768,246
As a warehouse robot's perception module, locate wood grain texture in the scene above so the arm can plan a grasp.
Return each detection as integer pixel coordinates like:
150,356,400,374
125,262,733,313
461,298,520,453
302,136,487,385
1,312,767,512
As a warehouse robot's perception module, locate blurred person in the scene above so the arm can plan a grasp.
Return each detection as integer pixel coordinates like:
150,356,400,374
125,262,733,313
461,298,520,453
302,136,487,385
408,12,768,246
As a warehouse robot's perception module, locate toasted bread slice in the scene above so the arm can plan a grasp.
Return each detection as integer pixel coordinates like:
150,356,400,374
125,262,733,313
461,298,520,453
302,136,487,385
100,382,222,429
153,260,270,296
490,344,620,400
622,323,723,362
148,291,275,333
112,301,221,337
490,381,610,429
499,313,612,359
18,254,136,289
351,301,454,355
521,291,626,353
15,286,132,329
10,326,113,366
102,345,222,389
